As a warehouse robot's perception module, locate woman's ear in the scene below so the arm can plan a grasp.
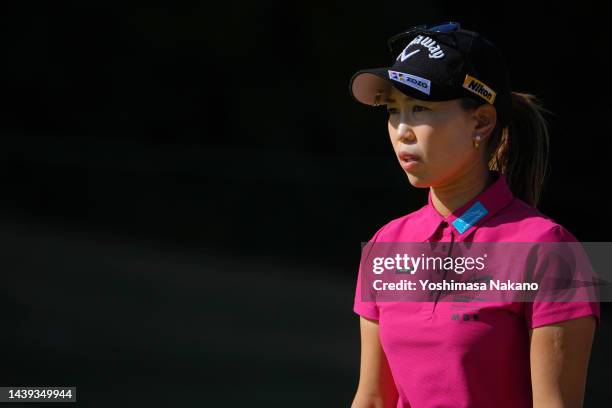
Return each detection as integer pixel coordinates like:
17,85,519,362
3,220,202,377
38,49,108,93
473,103,497,140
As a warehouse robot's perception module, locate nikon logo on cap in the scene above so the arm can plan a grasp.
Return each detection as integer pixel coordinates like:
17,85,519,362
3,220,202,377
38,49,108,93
462,75,497,104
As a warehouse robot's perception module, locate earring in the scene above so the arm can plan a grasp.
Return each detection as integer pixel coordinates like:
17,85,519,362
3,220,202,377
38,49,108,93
473,134,482,149
373,91,382,107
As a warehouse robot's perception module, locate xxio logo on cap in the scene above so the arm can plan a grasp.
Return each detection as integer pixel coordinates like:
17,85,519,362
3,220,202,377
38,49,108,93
463,75,497,104
388,70,431,95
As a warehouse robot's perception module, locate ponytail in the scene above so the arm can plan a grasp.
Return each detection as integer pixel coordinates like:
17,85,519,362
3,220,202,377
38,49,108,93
461,92,552,208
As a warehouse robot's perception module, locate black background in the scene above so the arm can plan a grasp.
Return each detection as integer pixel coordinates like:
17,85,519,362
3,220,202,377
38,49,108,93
1,1,610,406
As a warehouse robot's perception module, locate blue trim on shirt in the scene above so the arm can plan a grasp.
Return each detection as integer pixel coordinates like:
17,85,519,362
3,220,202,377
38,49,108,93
452,201,488,234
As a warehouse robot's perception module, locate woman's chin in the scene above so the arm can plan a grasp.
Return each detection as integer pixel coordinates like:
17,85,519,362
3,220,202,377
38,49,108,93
405,172,430,188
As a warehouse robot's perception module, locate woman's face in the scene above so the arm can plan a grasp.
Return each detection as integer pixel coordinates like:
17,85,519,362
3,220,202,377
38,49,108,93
386,86,483,188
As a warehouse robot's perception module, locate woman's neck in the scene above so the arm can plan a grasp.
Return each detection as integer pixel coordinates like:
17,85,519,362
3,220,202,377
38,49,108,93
430,168,495,218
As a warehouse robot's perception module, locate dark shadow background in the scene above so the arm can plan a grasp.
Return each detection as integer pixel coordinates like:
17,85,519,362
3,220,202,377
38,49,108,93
1,1,610,406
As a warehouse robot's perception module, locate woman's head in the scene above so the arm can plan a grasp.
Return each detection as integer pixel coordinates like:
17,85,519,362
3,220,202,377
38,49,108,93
350,22,552,207
385,85,497,189
385,85,551,207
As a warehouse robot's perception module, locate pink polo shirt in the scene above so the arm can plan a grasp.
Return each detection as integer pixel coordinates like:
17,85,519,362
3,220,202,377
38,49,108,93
354,170,600,408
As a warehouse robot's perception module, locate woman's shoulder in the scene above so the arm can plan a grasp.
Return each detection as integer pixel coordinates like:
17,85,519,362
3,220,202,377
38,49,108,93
495,196,579,242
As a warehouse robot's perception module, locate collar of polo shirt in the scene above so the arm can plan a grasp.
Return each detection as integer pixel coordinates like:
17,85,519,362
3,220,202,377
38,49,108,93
419,170,514,242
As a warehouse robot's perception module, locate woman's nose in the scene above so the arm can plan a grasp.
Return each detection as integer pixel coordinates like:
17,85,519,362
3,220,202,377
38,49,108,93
396,122,415,142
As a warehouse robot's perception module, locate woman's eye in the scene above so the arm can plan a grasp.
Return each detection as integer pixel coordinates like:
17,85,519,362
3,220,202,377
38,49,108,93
386,106,428,115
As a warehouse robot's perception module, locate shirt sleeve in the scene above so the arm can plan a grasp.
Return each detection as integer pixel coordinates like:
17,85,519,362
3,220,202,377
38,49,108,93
524,300,600,329
353,226,386,320
524,225,601,330
354,262,380,320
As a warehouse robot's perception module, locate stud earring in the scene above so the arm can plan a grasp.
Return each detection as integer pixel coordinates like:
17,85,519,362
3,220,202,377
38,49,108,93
473,134,482,149
373,91,382,107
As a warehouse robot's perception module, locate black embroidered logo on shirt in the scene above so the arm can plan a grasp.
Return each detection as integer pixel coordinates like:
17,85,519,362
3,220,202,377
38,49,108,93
451,313,479,321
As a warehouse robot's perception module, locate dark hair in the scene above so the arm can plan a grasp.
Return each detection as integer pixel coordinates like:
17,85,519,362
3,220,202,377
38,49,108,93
459,93,552,208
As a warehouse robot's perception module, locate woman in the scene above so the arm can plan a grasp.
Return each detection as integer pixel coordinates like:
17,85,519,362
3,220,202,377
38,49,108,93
348,22,600,408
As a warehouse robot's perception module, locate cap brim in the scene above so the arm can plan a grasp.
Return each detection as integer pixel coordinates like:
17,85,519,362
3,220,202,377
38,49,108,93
350,67,470,106
349,68,393,106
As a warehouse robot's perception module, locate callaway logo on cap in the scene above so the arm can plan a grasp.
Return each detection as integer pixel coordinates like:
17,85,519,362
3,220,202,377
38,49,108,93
348,22,512,128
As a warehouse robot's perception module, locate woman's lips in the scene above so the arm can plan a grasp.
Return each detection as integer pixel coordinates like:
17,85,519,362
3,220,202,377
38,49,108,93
398,152,420,171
